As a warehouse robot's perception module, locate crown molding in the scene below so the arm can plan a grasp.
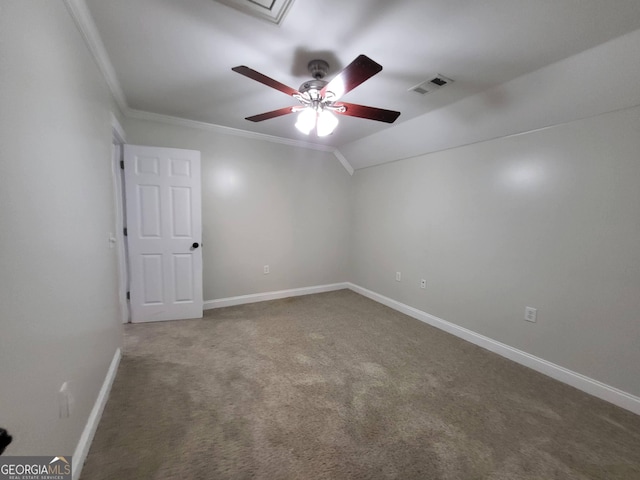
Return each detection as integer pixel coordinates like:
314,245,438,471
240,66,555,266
331,149,354,176
125,109,333,151
63,0,354,174
110,112,126,144
63,0,128,113
125,109,354,174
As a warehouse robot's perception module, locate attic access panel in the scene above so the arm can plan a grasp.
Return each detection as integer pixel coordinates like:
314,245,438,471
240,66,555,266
214,0,295,25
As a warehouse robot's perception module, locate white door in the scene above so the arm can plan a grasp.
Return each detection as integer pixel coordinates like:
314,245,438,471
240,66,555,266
124,145,203,323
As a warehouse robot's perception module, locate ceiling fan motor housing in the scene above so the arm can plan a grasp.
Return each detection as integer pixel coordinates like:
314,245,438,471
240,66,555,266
299,60,330,99
298,78,328,95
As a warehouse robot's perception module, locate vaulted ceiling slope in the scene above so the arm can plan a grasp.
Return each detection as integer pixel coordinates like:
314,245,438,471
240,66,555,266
81,0,640,169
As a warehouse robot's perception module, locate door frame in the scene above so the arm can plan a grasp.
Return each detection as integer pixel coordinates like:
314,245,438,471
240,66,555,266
123,144,203,323
111,113,130,323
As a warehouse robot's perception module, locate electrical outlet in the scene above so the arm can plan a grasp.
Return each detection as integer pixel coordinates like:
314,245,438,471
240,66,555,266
525,307,537,323
263,265,270,274
420,279,426,289
396,272,401,282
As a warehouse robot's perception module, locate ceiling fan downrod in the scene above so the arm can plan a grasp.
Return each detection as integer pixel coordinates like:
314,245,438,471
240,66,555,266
307,59,329,80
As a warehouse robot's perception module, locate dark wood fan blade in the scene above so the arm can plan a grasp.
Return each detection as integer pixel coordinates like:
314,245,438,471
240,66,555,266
320,55,383,99
232,66,300,97
336,102,401,123
245,106,296,122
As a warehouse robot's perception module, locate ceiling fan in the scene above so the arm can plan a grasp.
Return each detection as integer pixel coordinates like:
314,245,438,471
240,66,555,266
231,55,401,137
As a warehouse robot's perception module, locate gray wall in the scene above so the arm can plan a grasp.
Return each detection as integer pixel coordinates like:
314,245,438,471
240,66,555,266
351,105,640,397
0,1,122,455
2,1,637,460
123,118,352,301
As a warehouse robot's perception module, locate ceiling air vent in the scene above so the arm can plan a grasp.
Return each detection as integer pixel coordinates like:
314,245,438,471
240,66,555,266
409,74,454,95
214,0,295,25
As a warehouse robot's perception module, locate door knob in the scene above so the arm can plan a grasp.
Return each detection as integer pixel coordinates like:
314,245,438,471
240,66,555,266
192,242,200,249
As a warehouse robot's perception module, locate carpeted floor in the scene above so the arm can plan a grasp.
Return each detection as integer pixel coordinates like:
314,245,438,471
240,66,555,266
81,289,640,479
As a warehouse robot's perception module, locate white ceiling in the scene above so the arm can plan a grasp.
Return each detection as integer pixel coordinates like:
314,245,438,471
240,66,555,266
85,0,640,159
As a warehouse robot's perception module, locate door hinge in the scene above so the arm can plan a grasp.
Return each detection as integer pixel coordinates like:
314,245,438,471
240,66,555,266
123,227,128,236
126,291,130,300
120,160,124,170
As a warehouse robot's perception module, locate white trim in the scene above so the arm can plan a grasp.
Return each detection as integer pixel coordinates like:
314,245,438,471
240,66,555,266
126,110,356,175
204,282,349,309
62,2,355,175
111,113,128,324
72,348,121,480
126,109,334,152
111,112,126,144
346,283,640,416
63,0,128,113
354,102,640,173
332,149,354,176
110,142,129,324
125,109,355,175
215,0,295,25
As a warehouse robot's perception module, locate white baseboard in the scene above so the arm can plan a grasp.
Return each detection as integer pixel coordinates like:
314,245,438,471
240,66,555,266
204,282,640,415
72,348,122,480
347,283,640,416
204,282,350,310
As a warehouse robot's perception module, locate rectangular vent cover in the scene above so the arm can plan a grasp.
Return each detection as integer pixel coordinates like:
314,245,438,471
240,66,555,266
410,74,454,95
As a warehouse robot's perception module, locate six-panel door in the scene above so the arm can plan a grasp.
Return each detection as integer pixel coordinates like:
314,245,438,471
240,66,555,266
124,145,203,323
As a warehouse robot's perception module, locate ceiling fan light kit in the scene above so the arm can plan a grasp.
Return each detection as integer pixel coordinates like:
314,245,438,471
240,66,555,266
316,110,340,137
232,55,401,137
294,107,317,135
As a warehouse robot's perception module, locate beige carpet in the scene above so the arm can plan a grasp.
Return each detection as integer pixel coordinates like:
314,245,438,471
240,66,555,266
81,290,640,479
